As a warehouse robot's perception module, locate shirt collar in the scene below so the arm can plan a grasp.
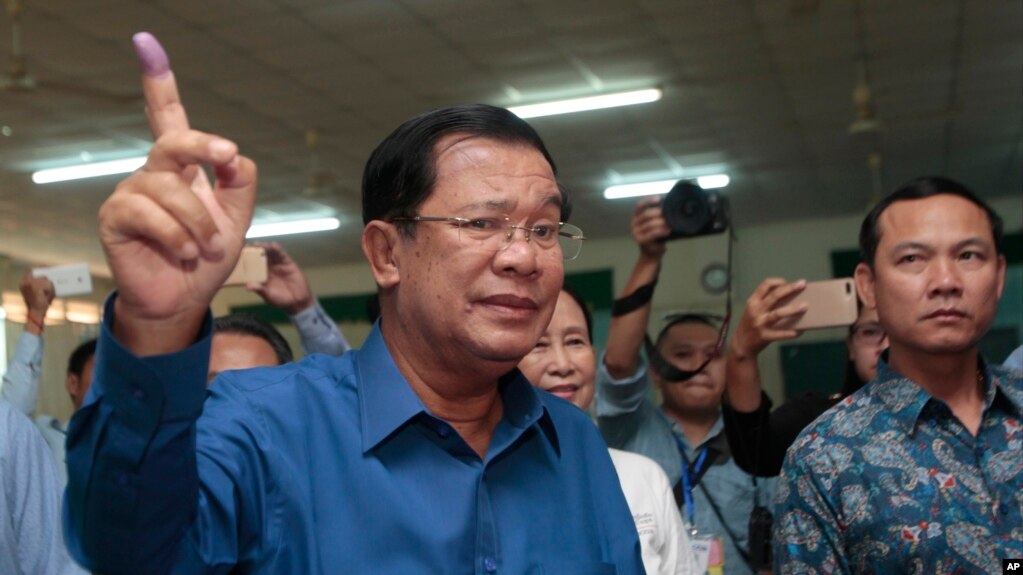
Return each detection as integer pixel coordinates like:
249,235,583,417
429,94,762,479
355,324,559,455
870,353,1020,436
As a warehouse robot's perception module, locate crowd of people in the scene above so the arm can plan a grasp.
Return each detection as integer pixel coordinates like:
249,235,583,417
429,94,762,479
1,31,1021,575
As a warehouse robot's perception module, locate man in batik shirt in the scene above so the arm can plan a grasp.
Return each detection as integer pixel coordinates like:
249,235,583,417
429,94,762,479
774,176,1022,574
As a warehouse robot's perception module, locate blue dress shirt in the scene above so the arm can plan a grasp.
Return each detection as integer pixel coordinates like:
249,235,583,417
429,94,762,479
775,357,1023,574
64,298,643,575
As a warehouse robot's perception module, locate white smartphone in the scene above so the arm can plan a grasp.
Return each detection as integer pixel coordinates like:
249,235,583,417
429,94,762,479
774,278,858,331
223,245,268,286
32,263,93,297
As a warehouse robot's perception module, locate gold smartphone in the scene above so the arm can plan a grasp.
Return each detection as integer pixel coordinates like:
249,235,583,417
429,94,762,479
223,245,268,286
774,278,858,330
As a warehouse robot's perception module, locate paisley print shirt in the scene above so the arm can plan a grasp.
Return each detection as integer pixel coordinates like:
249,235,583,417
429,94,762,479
774,357,1023,574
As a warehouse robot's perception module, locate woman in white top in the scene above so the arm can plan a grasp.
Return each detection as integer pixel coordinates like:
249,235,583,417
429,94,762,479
518,287,697,575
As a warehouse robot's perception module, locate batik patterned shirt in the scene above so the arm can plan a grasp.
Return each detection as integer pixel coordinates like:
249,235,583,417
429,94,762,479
774,357,1023,574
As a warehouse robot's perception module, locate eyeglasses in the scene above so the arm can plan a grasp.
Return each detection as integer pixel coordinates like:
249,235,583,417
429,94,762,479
390,215,586,261
851,322,887,345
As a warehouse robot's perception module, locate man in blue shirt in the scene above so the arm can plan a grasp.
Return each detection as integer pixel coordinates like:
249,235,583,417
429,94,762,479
64,32,642,574
774,177,1022,573
596,197,774,575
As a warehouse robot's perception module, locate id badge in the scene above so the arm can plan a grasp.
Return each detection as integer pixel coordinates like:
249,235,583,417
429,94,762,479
689,532,724,575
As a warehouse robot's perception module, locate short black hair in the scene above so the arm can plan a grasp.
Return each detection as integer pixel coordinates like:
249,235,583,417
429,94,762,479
654,314,720,349
361,104,567,237
214,314,293,365
66,338,97,377
560,285,593,341
859,176,1004,267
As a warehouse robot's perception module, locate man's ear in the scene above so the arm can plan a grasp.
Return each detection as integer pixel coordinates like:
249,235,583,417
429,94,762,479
65,374,80,403
854,262,877,310
362,221,401,289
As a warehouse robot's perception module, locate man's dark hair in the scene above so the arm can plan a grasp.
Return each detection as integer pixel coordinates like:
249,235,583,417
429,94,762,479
361,104,569,237
859,176,1004,267
214,314,293,365
67,338,97,377
654,314,720,350
560,285,593,341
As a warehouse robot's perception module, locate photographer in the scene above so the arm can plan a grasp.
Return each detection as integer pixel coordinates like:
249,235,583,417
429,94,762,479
596,195,774,575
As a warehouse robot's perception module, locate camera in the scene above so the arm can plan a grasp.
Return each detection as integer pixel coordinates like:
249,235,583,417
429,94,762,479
747,505,774,570
661,180,730,240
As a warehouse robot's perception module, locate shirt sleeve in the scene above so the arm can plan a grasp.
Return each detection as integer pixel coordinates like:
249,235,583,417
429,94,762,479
290,298,350,357
773,451,849,574
63,295,269,574
1,330,44,416
595,351,656,450
2,402,87,575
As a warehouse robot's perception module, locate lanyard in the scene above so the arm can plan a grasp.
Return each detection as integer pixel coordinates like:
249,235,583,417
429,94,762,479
676,438,710,527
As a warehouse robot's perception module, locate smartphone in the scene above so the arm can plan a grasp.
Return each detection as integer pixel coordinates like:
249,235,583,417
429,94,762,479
774,278,858,331
32,262,93,297
223,245,268,286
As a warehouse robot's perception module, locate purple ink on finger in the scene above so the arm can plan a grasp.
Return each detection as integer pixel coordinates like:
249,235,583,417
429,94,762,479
132,32,170,77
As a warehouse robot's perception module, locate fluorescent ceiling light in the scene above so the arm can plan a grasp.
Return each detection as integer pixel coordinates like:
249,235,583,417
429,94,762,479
32,156,148,184
697,174,730,189
246,217,341,239
509,88,662,119
603,174,730,200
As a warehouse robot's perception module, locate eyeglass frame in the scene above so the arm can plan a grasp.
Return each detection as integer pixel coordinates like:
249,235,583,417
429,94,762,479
389,215,586,260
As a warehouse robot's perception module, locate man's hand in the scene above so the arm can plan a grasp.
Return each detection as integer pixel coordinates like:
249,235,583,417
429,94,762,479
730,278,808,359
248,242,314,315
99,32,257,356
19,270,54,335
631,196,671,260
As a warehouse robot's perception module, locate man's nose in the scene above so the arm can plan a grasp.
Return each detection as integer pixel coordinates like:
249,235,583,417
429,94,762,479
928,257,964,297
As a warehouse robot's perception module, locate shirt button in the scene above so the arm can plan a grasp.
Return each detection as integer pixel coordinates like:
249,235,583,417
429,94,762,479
132,386,145,400
436,424,451,439
483,556,497,572
115,472,129,487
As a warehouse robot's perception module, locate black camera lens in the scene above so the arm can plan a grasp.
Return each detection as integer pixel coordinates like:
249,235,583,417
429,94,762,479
661,180,730,240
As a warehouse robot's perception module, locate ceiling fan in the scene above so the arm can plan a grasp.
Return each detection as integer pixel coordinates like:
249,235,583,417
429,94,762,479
848,59,882,135
1,0,138,102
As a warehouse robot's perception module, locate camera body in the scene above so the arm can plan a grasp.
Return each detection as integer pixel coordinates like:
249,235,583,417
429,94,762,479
661,180,730,240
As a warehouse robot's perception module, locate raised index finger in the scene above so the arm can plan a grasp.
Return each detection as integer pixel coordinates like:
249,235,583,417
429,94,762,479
133,32,190,137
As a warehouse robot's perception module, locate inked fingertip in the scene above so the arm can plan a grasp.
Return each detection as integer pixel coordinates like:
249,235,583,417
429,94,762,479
133,32,170,77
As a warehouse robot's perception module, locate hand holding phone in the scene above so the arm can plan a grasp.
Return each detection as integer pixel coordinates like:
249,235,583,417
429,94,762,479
32,263,93,297
774,278,858,331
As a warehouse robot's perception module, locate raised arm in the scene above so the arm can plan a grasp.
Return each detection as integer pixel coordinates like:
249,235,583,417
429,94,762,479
602,197,670,379
64,32,258,573
103,34,256,356
1,271,54,415
248,242,350,356
722,278,807,476
724,278,806,412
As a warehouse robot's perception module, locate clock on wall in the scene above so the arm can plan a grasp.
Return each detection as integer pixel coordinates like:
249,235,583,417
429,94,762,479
700,262,729,295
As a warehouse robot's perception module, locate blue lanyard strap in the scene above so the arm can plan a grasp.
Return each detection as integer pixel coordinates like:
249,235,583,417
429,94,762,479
676,439,709,526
